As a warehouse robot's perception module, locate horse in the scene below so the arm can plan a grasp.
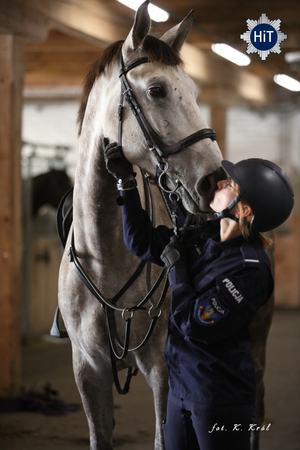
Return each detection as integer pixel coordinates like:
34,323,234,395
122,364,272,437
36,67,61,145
31,169,72,215
58,3,272,449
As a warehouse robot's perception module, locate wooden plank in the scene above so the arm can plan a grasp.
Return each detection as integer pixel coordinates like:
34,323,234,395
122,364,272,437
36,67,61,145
0,35,24,398
25,70,86,88
27,0,130,45
28,236,62,338
275,216,300,307
25,49,102,72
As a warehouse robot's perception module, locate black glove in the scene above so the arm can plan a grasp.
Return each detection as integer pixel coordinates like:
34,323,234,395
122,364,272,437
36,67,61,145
103,138,135,182
160,236,187,270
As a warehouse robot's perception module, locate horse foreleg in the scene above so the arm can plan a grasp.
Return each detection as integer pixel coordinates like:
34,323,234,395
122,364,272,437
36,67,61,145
72,345,114,450
142,357,169,450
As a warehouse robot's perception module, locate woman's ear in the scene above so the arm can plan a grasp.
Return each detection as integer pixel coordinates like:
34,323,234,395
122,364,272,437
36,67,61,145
235,204,252,218
243,205,252,218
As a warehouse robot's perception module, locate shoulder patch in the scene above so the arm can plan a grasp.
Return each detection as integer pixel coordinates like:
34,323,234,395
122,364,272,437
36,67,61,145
217,276,247,308
196,296,228,326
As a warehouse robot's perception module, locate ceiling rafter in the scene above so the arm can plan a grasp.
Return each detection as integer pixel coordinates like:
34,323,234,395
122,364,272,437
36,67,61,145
1,0,299,107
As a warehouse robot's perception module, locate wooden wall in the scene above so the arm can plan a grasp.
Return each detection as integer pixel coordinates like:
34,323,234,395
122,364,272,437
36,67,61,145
275,216,300,308
0,35,24,397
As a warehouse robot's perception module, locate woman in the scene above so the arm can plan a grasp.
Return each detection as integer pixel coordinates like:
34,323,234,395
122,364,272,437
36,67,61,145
104,140,294,450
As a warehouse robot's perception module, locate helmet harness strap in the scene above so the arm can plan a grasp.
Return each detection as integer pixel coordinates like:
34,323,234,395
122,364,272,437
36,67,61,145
214,193,242,224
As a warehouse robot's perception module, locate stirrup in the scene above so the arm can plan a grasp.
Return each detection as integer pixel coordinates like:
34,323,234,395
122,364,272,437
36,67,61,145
50,306,69,338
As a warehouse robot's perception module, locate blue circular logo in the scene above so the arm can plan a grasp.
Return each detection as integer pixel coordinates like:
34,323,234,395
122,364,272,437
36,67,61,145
250,24,277,51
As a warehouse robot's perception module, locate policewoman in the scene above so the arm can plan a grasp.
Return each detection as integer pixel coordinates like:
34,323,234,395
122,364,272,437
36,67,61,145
104,140,294,450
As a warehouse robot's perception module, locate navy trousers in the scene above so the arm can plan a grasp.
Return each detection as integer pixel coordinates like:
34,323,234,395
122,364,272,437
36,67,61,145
162,393,255,450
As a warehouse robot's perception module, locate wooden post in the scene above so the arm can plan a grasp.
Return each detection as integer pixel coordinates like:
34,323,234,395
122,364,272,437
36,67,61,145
0,35,24,398
211,106,227,159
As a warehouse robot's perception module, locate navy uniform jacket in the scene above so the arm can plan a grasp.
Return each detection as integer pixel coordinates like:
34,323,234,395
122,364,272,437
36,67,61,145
120,188,274,406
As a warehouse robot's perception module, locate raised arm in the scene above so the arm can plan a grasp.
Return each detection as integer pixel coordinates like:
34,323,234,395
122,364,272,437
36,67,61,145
104,139,173,265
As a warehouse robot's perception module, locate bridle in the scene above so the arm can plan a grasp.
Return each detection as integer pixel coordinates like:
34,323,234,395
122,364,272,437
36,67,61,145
118,53,217,194
118,52,217,234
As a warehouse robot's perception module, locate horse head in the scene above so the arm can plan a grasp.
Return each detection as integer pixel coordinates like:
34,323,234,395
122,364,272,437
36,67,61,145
78,0,224,214
122,1,224,214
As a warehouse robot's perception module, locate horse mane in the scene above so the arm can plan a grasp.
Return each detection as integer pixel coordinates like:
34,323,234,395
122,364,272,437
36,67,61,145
77,35,183,136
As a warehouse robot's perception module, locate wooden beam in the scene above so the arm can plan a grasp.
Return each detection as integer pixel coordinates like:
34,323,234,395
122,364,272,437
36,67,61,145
200,86,240,107
0,0,48,41
0,0,130,45
182,42,288,107
182,43,267,104
25,30,105,87
25,49,102,72
0,35,24,398
27,0,131,45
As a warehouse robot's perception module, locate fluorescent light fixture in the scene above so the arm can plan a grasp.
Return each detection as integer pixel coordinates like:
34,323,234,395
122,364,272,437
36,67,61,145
117,0,169,22
211,43,251,66
274,74,300,92
285,51,300,64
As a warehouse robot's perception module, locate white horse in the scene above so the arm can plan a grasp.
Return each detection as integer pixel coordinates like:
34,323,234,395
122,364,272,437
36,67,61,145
58,2,272,449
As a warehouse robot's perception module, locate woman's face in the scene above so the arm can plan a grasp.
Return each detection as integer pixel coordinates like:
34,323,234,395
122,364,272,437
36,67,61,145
210,179,239,214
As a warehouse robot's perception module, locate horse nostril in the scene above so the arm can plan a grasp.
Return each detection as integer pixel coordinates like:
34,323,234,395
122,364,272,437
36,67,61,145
199,176,212,195
198,167,226,196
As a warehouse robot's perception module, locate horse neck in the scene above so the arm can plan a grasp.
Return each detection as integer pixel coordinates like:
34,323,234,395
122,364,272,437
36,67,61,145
73,140,123,258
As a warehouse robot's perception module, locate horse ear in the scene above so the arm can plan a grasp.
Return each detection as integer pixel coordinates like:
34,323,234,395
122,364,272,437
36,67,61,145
122,0,151,61
160,10,194,52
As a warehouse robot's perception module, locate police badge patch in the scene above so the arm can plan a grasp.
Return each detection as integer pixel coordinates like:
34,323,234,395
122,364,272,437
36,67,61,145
240,13,288,61
196,297,228,326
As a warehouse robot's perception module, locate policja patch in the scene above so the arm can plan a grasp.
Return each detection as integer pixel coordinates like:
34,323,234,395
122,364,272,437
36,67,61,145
217,276,247,308
196,296,228,326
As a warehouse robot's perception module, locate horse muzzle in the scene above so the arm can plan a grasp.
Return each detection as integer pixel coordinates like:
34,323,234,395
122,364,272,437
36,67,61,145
196,166,227,210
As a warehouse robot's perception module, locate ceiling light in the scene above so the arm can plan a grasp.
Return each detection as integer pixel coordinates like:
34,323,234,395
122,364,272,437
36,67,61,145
285,51,300,64
117,0,169,22
274,74,300,92
211,43,251,66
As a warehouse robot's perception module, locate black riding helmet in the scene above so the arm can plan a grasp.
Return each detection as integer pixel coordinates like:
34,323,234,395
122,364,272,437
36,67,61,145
217,158,294,232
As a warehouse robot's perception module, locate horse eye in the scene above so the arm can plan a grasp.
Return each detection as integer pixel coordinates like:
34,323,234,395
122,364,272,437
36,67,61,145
148,86,165,97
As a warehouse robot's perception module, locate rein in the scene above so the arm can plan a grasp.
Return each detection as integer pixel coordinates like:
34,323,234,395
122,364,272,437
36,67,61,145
68,172,169,395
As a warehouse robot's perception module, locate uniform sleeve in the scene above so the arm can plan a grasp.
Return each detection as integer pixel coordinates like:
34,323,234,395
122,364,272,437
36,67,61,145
121,188,173,265
167,263,272,344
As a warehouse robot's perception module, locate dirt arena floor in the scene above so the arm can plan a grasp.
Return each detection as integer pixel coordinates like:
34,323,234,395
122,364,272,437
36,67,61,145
0,308,299,450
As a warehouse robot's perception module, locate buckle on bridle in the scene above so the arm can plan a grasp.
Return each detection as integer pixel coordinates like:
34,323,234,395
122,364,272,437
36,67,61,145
148,305,162,319
122,308,134,322
157,161,179,194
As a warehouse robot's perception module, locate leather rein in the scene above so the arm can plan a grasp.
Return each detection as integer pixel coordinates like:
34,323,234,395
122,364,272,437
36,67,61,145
68,173,168,395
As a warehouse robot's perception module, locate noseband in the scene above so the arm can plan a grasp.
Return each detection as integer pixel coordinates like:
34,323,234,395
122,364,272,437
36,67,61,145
118,53,217,172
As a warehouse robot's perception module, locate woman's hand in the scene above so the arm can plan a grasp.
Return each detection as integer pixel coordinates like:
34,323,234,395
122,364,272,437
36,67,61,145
103,138,135,182
160,236,187,270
